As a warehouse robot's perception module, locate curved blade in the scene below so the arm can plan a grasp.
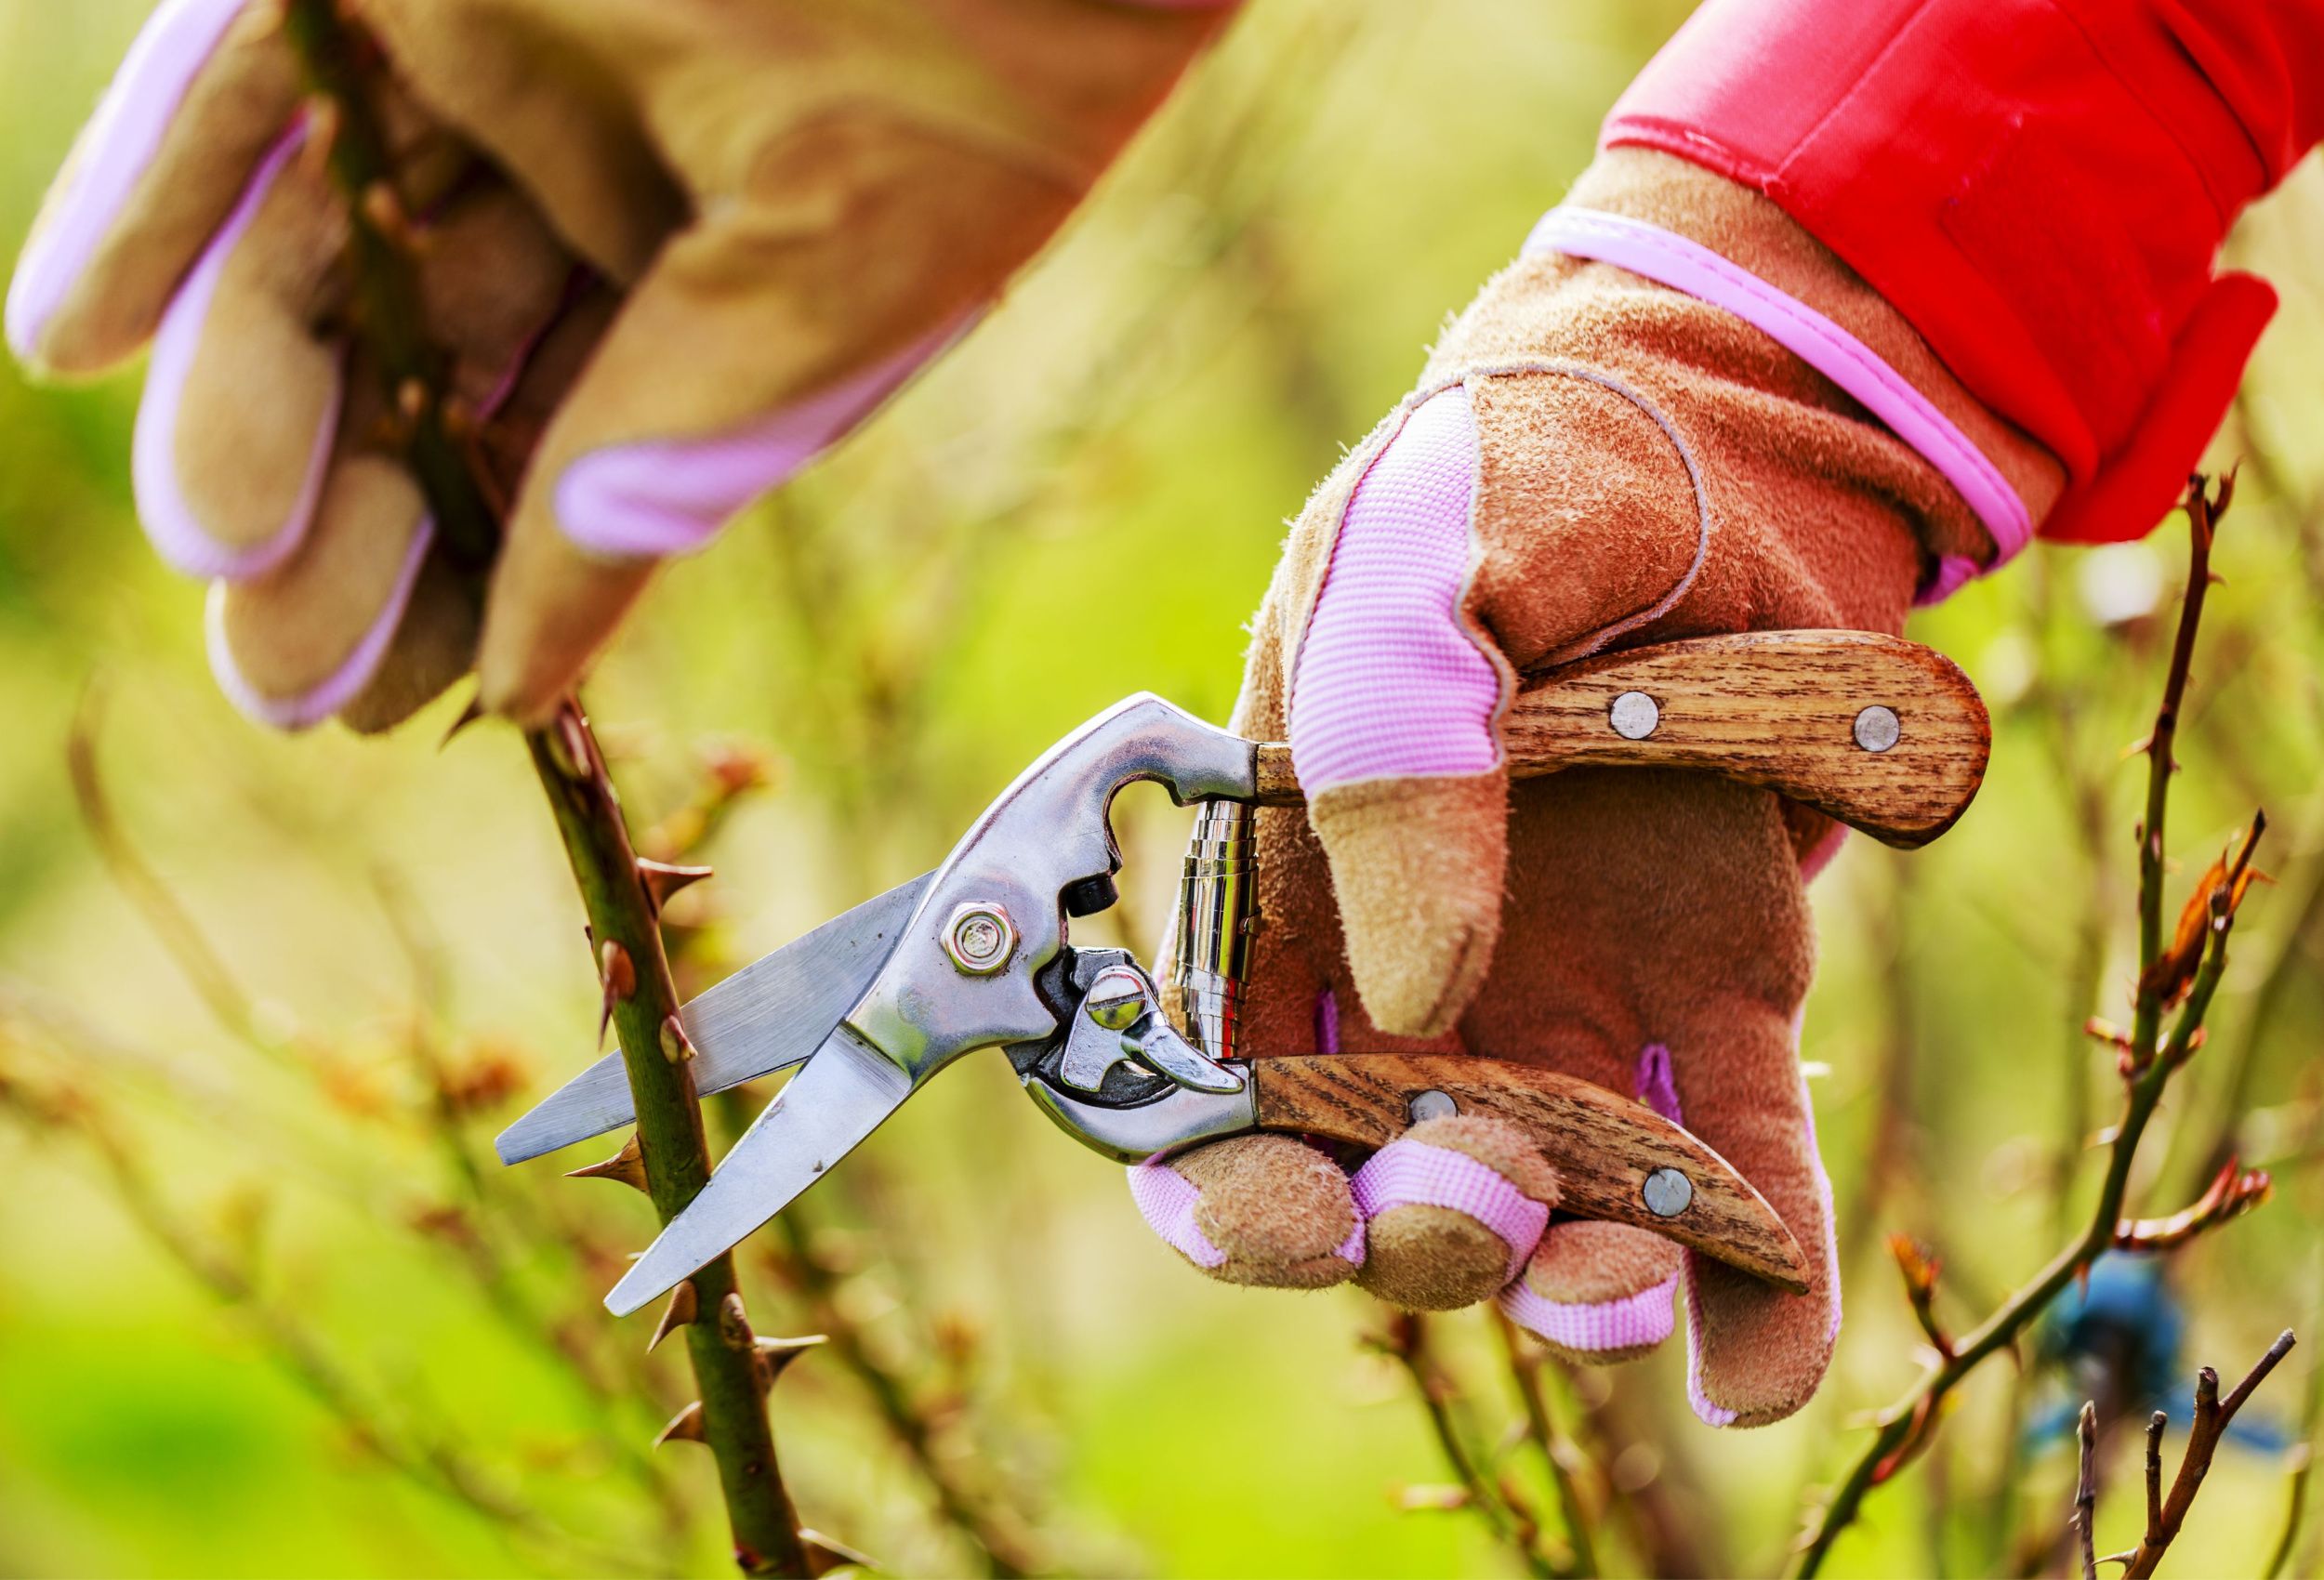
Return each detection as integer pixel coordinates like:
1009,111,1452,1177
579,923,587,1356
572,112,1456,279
495,872,931,1165
605,1025,909,1316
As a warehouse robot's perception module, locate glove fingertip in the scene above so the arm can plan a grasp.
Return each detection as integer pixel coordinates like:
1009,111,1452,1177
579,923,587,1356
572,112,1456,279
14,0,295,373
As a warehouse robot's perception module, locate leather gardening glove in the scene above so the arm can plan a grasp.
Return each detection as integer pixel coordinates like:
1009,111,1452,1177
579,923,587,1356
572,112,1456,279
1131,149,2065,1427
8,0,1229,731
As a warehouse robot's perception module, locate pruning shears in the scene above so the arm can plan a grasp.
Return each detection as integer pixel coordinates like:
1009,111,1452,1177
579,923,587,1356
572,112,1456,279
495,630,1990,1318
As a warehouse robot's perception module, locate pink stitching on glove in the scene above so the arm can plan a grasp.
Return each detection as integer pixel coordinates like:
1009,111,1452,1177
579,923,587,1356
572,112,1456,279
133,125,340,581
1499,1273,1679,1352
552,313,974,560
1350,1139,1549,1284
1286,386,1499,792
1525,207,2032,596
7,0,249,362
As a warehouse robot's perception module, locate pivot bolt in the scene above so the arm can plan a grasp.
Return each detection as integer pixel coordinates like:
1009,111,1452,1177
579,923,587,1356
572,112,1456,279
942,902,1017,976
1408,1089,1458,1124
1609,691,1660,740
1642,1167,1693,1218
1853,704,1902,753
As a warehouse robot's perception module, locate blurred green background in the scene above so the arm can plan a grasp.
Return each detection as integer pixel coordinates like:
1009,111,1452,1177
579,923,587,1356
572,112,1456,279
4,3,2323,1576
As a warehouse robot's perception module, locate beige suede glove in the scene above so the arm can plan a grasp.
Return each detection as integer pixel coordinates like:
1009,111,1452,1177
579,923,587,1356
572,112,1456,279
9,0,1230,730
1131,149,2063,1428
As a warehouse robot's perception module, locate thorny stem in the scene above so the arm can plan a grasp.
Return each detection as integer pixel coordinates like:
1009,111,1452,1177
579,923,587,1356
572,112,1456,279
526,717,808,1575
0,1062,657,1575
2130,474,2230,1060
66,688,262,1053
767,1214,1038,1578
1376,1313,1564,1579
1493,1311,1601,1579
279,5,809,1572
71,698,686,1526
1796,478,2267,1576
278,0,495,568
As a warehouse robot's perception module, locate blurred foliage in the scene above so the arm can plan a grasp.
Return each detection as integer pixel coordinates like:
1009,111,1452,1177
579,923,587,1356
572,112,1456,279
2,3,2321,1576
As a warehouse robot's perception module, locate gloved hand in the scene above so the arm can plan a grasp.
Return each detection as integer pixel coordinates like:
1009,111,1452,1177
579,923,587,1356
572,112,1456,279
9,0,1228,730
1132,148,2062,1427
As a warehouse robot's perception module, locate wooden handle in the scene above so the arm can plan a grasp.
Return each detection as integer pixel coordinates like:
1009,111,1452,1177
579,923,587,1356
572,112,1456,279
1252,1054,1810,1293
1252,630,1989,849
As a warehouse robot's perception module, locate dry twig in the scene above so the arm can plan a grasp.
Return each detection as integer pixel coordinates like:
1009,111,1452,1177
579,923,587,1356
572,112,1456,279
2102,1331,2299,1577
1369,1312,1565,1579
2074,1402,2099,1580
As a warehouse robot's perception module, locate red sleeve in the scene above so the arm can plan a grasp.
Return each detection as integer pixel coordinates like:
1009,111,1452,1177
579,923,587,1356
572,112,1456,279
1603,0,2324,544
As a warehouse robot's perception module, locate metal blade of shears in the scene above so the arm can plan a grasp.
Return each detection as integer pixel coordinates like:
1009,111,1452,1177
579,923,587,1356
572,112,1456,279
494,872,932,1165
605,1023,910,1315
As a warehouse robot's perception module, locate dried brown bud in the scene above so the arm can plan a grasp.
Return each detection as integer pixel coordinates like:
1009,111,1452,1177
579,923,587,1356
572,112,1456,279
598,941,637,1045
360,180,413,245
600,941,636,1000
648,1280,699,1353
566,1133,648,1193
717,1289,754,1351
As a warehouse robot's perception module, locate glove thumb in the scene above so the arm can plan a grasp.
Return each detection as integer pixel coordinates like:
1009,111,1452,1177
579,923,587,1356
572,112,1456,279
1287,385,1511,1038
1309,771,1507,1038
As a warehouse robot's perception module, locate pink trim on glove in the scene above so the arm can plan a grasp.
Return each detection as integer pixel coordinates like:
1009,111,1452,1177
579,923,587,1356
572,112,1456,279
1287,387,1499,792
1126,1153,1366,1270
133,125,340,582
1525,208,2032,595
1796,822,1850,885
7,0,250,361
1350,1139,1549,1284
1500,1272,1679,1353
1126,1159,1227,1270
205,517,436,731
1800,1058,1842,1346
553,313,974,560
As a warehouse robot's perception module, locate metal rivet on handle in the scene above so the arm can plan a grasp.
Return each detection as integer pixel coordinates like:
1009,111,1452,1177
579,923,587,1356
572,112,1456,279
1642,1167,1693,1218
1853,704,1902,753
1408,1089,1457,1124
942,901,1017,975
1609,691,1659,740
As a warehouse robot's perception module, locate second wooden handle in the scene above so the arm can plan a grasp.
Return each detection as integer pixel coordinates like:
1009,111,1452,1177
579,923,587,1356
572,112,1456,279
1252,1053,1810,1292
1252,629,1989,848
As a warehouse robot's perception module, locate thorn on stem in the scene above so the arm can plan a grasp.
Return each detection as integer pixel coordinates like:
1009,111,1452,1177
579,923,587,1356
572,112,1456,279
648,1280,698,1352
799,1529,877,1577
659,1014,693,1064
654,1401,706,1447
639,859,713,915
566,1132,648,1193
438,696,485,750
752,1334,827,1392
